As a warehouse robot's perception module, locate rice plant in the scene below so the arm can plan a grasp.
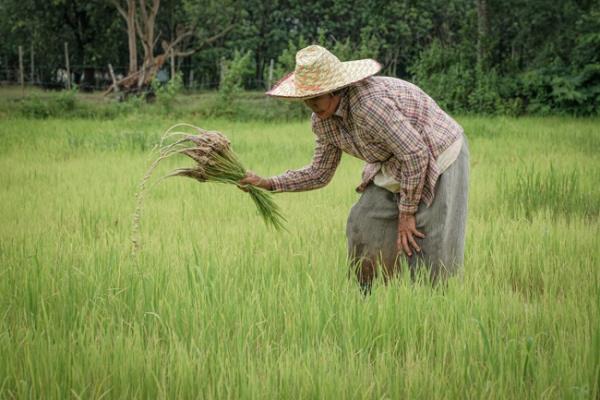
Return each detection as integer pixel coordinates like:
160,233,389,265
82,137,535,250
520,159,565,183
498,164,599,219
0,114,598,399
132,123,285,253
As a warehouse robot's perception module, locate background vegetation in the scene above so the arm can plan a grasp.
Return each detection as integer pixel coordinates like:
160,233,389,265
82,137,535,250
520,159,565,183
1,0,599,115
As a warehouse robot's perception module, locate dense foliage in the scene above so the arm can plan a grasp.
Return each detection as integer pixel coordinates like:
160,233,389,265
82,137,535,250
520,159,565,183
1,0,598,115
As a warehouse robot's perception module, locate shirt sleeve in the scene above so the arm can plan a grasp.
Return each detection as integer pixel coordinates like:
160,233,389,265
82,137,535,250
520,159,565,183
355,96,429,214
268,135,342,192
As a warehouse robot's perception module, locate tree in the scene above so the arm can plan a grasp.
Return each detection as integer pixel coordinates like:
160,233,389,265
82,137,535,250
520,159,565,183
107,0,236,95
111,0,138,74
0,0,124,89
476,0,490,69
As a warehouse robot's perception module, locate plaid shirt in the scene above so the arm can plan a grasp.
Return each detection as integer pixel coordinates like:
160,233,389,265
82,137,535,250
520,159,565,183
269,76,464,213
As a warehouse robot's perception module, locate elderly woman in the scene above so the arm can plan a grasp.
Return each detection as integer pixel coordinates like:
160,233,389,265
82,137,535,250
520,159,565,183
240,45,469,293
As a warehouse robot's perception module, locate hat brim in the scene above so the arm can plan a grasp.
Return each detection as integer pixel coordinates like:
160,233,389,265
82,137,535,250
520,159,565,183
265,59,382,100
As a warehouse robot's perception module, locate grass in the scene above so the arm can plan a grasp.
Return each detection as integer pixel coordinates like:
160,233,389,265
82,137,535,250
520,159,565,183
0,85,308,121
0,93,598,398
499,164,600,219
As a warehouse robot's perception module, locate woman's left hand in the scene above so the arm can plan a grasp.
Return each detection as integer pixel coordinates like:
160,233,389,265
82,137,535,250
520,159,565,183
238,171,273,191
397,213,425,257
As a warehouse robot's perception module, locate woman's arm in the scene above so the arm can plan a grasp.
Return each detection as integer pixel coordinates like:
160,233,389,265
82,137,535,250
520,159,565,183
239,136,342,192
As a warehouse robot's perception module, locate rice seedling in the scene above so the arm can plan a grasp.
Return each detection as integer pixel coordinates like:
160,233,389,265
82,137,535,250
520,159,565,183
132,123,285,254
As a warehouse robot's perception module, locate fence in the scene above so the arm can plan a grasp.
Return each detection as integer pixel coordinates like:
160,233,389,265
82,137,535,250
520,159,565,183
0,44,276,93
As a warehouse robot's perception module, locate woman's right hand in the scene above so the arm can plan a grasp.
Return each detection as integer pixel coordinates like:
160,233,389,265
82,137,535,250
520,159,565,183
238,171,273,191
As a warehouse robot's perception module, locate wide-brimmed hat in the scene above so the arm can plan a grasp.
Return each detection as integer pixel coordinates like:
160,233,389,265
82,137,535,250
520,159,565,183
266,45,382,100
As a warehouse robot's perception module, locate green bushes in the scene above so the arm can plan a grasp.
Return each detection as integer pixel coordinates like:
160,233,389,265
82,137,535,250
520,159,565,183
216,50,253,117
516,65,600,116
10,88,312,122
407,5,600,117
204,49,313,121
18,87,79,118
409,41,519,115
151,72,183,114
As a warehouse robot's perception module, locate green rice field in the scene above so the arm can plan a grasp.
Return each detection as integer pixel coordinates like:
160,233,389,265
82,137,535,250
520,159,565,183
0,98,598,398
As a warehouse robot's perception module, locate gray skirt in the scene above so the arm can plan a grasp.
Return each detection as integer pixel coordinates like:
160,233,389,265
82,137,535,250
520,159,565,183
346,135,470,283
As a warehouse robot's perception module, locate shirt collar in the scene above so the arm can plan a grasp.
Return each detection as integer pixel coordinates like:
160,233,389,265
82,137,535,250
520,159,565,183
333,87,349,121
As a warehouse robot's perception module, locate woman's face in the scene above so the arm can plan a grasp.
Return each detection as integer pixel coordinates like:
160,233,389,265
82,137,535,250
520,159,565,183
304,93,340,119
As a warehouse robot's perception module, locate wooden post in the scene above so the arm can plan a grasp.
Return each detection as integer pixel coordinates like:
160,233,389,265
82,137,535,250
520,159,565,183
219,57,226,85
108,63,118,92
30,43,35,83
267,58,274,89
18,46,24,96
64,42,71,90
6,55,12,82
170,50,175,80
189,69,194,89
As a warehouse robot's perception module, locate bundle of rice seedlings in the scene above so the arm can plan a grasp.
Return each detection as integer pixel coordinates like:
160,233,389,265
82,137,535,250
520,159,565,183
132,123,286,253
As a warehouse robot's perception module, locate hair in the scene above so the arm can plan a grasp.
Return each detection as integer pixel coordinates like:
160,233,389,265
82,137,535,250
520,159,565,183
332,84,354,97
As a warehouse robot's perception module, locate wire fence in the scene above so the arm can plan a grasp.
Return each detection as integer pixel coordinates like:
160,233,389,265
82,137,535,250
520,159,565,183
0,61,273,92
0,40,297,94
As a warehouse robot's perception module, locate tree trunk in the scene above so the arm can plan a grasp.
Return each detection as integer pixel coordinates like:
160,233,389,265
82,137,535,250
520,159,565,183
64,42,71,90
255,50,264,88
139,0,159,68
476,0,489,69
127,0,138,74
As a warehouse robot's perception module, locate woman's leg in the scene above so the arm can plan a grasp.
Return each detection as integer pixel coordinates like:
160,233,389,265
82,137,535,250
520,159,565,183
410,136,470,284
346,135,470,290
346,184,400,293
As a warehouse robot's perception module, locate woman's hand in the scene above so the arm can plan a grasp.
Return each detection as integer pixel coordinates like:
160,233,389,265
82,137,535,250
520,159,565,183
397,212,425,257
238,171,273,191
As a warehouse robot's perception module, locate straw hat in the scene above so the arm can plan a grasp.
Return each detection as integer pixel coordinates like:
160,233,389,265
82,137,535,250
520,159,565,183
266,45,382,100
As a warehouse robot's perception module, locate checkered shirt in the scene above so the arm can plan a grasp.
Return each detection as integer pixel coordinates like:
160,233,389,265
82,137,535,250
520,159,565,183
269,76,464,214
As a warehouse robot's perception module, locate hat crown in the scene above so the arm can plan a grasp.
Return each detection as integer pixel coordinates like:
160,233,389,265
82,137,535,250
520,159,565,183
294,45,343,91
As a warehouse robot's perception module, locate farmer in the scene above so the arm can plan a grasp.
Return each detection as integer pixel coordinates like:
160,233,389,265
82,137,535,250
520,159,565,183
240,45,469,292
